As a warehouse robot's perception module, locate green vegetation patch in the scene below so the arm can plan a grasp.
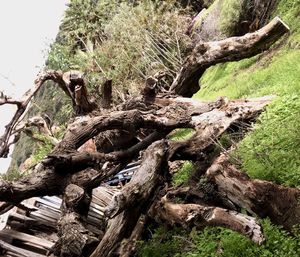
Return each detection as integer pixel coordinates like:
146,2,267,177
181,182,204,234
138,220,300,257
172,161,194,186
219,0,245,35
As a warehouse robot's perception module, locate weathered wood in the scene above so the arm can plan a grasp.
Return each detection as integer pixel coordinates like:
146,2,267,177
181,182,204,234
62,70,97,114
49,184,99,257
0,166,65,214
206,153,300,231
0,96,271,215
0,11,295,257
0,229,54,251
171,17,289,97
0,239,46,257
90,141,169,257
8,212,57,232
151,196,264,244
0,70,97,158
169,96,273,160
101,79,112,109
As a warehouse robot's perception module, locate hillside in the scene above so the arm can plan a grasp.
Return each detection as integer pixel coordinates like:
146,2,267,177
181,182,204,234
0,0,299,256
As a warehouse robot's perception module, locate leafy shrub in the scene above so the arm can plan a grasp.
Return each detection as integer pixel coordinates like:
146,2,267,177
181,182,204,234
48,0,191,96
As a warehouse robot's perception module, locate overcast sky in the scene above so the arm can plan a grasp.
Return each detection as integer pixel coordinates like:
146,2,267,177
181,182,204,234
0,0,69,173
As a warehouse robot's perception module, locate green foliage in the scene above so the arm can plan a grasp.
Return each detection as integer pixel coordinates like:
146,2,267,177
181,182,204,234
46,43,72,71
60,0,122,50
169,128,195,141
48,0,190,95
172,161,194,186
187,219,300,257
138,220,300,257
235,95,300,186
138,226,190,257
31,138,55,165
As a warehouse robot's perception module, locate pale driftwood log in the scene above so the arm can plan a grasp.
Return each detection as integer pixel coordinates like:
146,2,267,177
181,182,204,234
171,17,289,97
90,141,168,257
169,96,273,160
151,196,265,244
206,153,300,231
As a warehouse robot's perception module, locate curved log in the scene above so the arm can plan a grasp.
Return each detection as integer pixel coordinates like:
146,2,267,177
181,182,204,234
171,17,289,97
0,96,271,215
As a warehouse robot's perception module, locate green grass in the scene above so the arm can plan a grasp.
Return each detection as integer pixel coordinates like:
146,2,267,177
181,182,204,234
138,219,300,257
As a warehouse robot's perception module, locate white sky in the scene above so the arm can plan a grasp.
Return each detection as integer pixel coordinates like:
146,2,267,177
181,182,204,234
0,0,69,173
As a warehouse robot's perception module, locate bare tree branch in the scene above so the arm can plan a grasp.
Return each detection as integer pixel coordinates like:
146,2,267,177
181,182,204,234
171,17,290,96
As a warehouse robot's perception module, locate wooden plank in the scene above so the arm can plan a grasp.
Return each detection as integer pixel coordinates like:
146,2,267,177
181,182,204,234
42,196,62,205
0,239,46,257
35,198,61,211
29,212,57,226
31,208,60,221
0,229,54,250
7,212,57,232
34,204,60,218
8,212,36,222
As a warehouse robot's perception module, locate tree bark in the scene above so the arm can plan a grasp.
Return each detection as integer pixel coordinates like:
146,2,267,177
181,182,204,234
101,79,112,109
90,140,169,257
118,214,147,257
206,153,300,231
49,184,99,257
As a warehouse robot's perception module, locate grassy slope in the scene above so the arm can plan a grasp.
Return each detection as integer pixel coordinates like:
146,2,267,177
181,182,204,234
195,0,300,187
139,1,300,256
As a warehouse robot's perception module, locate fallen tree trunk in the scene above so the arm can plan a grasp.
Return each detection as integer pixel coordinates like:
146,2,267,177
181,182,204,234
90,141,169,257
206,153,300,231
171,17,289,97
118,214,147,257
0,96,271,213
151,196,265,244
